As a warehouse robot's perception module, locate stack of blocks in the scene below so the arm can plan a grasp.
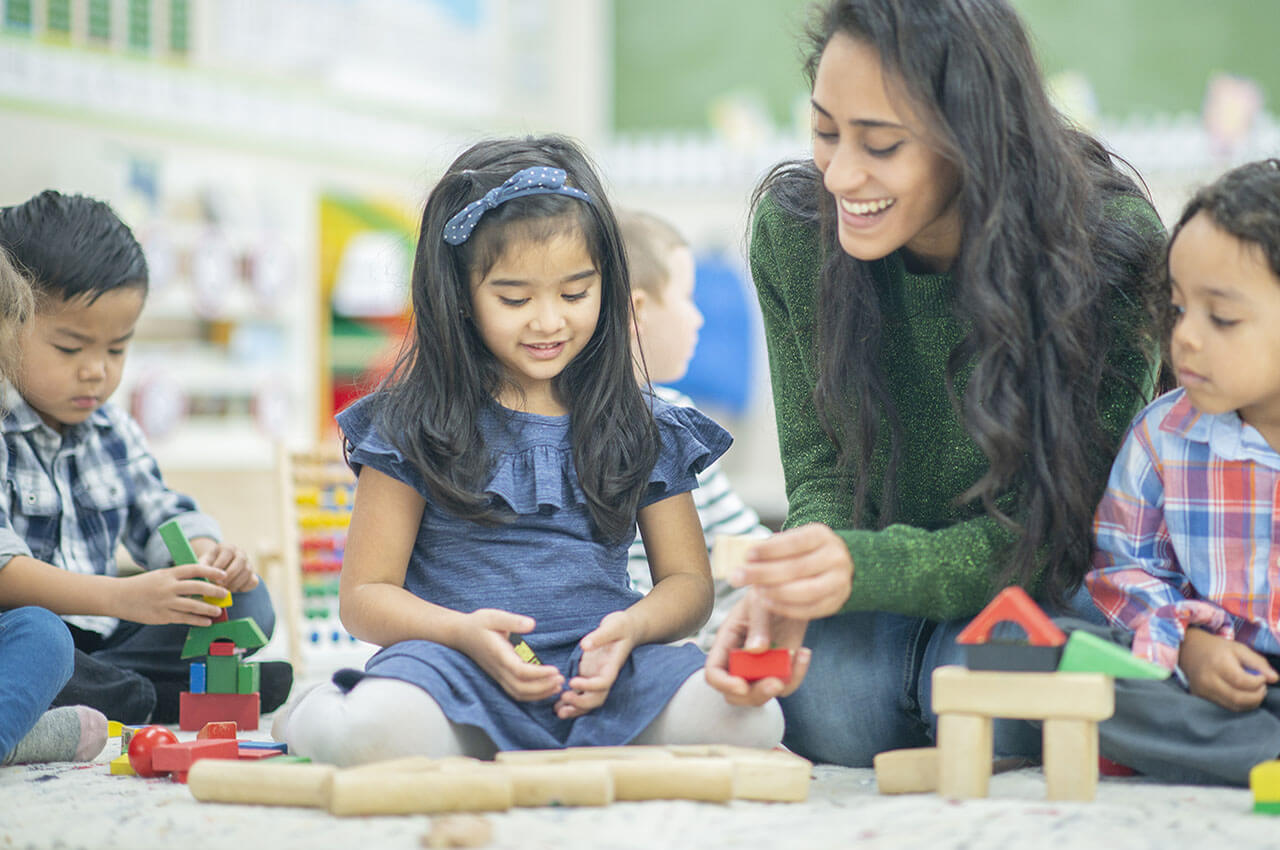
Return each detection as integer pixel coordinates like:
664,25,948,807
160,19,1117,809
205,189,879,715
158,519,267,731
873,586,1169,802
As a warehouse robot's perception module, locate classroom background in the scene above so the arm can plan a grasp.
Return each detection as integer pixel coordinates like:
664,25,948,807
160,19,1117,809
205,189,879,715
1,0,1277,675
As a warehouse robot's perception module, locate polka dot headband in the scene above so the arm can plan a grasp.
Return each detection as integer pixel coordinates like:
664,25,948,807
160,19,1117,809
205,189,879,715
442,166,591,245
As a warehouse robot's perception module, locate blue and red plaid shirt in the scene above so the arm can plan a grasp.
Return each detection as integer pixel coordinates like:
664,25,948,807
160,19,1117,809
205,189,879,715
0,384,220,635
1088,388,1280,670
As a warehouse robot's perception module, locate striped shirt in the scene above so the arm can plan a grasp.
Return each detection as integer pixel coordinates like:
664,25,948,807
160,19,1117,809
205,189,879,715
1088,388,1280,670
628,386,771,647
0,384,220,635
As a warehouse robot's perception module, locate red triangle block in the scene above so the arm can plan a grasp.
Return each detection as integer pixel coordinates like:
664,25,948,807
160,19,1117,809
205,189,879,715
955,586,1066,646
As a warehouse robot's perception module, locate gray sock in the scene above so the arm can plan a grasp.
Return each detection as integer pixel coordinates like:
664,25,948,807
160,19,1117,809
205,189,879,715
3,706,108,765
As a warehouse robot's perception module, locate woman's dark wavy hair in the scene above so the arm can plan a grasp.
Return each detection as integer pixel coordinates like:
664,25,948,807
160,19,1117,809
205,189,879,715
1163,158,1280,343
375,135,658,544
752,0,1164,603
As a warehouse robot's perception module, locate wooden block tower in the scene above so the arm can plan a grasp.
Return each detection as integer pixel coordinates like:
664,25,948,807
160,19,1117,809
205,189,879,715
158,520,269,731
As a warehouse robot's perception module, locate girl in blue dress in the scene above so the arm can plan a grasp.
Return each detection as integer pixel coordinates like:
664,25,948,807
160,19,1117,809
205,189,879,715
275,136,783,765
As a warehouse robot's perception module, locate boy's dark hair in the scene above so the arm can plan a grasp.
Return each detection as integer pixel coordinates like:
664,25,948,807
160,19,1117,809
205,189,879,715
1170,159,1280,282
0,190,147,305
376,134,658,544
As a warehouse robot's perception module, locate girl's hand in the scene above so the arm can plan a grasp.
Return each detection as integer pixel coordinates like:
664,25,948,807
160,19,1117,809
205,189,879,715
459,608,564,702
704,590,812,707
1179,627,1278,712
555,611,638,720
115,564,230,626
196,541,259,594
730,523,852,620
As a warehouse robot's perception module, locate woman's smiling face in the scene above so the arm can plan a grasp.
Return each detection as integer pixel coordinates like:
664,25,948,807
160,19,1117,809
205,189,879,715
811,32,963,273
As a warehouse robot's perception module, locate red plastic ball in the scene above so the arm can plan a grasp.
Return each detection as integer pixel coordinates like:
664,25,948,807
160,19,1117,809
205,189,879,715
127,725,178,777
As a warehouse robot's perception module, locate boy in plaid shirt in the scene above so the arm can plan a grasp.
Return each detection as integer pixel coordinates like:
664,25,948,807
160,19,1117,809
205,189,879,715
1084,160,1280,785
0,191,291,724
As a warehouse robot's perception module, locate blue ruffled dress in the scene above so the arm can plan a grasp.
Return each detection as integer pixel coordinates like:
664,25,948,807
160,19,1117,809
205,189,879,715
333,392,731,750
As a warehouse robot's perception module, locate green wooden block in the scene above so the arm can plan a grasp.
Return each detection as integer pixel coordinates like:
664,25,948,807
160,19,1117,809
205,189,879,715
1253,801,1280,815
158,519,199,565
237,661,260,694
1058,630,1170,679
180,618,269,659
263,755,311,765
205,654,240,694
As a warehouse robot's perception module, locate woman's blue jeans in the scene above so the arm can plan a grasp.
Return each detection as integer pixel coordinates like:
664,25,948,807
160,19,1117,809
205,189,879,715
778,587,1103,766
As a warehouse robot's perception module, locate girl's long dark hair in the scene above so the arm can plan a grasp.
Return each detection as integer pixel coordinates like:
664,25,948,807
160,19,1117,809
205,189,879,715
376,135,658,544
754,0,1164,603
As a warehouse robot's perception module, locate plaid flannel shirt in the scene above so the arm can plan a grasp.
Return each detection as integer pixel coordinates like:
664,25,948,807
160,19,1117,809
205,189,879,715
1088,388,1280,670
0,384,219,635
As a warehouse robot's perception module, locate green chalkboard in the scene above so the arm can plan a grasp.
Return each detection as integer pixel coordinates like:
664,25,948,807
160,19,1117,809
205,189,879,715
612,0,1278,132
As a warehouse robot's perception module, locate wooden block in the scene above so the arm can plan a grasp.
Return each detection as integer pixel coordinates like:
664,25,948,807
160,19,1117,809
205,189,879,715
237,662,260,694
197,721,238,740
189,662,206,694
506,763,614,807
937,713,992,799
723,750,811,802
237,740,288,752
728,648,792,682
153,738,240,773
204,590,233,608
955,586,1066,646
179,691,259,731
106,720,124,738
1043,718,1099,801
205,655,240,694
964,642,1062,672
237,748,284,761
108,753,136,776
159,518,199,565
328,767,513,816
710,535,758,581
188,760,335,807
495,746,675,764
873,747,939,794
1252,760,1280,801
1058,630,1170,679
208,640,236,657
609,757,734,802
931,665,1113,720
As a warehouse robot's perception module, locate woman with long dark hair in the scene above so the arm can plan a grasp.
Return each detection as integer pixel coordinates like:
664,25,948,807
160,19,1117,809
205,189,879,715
705,0,1165,767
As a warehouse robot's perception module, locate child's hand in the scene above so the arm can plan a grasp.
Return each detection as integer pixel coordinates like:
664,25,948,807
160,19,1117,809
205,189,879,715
459,609,564,702
116,564,230,626
192,539,259,593
1179,627,1278,711
555,610,638,720
704,590,811,706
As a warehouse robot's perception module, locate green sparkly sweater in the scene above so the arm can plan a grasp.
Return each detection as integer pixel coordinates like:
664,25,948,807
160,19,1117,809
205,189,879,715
750,193,1163,622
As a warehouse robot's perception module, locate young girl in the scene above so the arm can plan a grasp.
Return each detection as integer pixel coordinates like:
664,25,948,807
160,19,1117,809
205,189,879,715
1084,159,1280,786
0,247,106,766
275,136,783,765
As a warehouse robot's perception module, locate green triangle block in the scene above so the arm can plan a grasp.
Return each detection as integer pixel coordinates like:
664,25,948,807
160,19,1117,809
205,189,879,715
1058,630,1170,679
180,617,269,659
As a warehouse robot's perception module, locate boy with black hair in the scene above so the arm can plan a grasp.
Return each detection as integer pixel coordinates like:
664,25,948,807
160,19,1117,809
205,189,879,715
0,190,292,724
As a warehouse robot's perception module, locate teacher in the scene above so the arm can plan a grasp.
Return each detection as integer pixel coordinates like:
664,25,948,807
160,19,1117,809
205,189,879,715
705,0,1165,766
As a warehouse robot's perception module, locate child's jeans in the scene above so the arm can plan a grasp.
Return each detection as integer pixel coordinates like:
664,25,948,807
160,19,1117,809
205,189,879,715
0,607,75,758
52,581,277,724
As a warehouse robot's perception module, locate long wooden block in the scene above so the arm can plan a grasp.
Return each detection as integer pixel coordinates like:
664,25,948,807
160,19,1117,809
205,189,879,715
506,763,614,807
328,767,513,816
495,746,676,764
937,713,992,799
724,751,811,802
873,747,939,794
187,760,336,807
153,738,240,772
179,692,259,731
1043,718,1099,801
932,665,1113,720
609,757,734,802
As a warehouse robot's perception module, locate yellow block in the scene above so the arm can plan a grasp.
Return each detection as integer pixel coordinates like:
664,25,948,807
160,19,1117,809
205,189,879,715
1251,760,1280,801
203,590,234,608
109,753,136,776
106,720,123,738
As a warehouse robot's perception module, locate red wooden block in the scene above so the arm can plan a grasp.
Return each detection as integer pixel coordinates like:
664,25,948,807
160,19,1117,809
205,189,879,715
208,640,236,657
954,586,1066,647
728,648,793,682
210,607,228,624
237,747,284,761
179,691,260,731
171,770,189,784
197,721,238,740
153,738,239,774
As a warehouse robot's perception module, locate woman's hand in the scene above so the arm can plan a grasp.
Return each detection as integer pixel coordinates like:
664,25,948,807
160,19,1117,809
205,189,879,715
1179,627,1278,712
730,523,853,620
458,609,564,702
115,564,231,626
704,590,812,707
555,610,639,720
